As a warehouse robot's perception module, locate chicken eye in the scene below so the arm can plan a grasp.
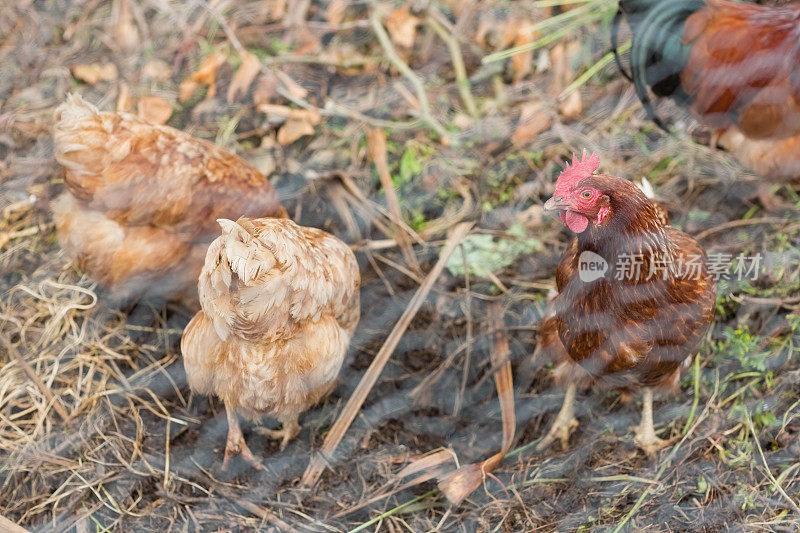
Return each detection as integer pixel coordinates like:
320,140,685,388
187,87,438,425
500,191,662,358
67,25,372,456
581,190,593,200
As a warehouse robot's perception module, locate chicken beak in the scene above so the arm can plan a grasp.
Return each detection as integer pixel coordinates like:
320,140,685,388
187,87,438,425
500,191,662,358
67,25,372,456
543,195,570,212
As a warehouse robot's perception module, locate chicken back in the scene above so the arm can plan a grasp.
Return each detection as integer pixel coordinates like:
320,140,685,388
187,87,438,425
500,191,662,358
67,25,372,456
180,217,360,468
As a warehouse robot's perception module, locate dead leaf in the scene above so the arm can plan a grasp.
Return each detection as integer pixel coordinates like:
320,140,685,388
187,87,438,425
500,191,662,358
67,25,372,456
550,41,583,119
511,20,536,83
566,41,582,63
386,6,419,49
72,63,118,84
498,17,519,50
190,50,227,85
276,109,321,145
274,70,308,100
296,108,321,125
114,0,138,51
474,13,493,47
179,50,227,102
550,43,569,93
227,50,261,102
116,82,133,112
535,49,551,74
258,103,293,117
265,0,287,22
511,101,551,144
142,59,172,82
442,0,467,18
294,26,322,56
558,91,582,120
396,449,456,480
326,0,347,25
253,73,279,106
277,118,314,145
137,96,173,124
515,204,544,230
245,147,277,177
179,80,199,102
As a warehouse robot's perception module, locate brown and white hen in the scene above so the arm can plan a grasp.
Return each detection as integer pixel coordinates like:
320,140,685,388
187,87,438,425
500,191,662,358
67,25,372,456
534,152,716,455
180,217,360,469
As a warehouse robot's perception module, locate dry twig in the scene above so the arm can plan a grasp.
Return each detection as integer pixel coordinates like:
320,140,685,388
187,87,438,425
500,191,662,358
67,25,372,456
1,336,69,423
301,222,474,486
366,127,421,273
437,300,515,505
368,1,450,143
0,514,29,533
426,8,479,118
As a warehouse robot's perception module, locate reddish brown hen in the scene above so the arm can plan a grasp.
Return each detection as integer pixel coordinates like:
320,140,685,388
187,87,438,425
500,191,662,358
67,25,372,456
618,0,800,191
52,93,287,306
534,152,716,455
181,217,360,469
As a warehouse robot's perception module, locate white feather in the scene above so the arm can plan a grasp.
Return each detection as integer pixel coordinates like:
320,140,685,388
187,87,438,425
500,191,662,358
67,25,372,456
637,177,656,199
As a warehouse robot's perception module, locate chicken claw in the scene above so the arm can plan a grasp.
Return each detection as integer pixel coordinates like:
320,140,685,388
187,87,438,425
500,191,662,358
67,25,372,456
223,404,264,471
633,388,673,457
255,416,300,450
536,383,578,451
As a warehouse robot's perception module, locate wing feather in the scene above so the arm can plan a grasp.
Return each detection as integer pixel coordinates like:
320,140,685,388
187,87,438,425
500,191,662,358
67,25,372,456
198,218,360,342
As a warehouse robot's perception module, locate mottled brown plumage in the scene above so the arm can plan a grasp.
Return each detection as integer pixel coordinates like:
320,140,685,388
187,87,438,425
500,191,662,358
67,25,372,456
620,0,800,182
535,153,715,455
52,93,287,306
180,217,360,469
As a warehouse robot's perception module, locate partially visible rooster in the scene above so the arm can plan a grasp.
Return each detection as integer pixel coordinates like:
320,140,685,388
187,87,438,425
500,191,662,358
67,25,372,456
617,0,800,188
52,94,287,306
180,217,360,469
534,152,715,455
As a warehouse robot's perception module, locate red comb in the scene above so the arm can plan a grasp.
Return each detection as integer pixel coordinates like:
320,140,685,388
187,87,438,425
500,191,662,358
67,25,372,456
554,150,600,196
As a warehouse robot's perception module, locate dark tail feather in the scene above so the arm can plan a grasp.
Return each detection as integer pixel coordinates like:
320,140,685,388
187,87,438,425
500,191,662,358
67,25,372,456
612,7,633,82
619,0,704,132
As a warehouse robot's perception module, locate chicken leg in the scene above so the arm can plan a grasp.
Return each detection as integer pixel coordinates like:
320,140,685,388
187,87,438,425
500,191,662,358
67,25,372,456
255,414,300,450
633,387,671,456
222,403,263,471
757,183,788,212
536,383,578,451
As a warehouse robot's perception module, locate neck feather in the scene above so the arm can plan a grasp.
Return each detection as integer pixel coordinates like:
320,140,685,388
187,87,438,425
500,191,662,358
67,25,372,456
577,194,676,279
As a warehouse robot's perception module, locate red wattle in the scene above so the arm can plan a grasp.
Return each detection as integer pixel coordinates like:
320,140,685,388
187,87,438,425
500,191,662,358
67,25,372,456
565,210,589,233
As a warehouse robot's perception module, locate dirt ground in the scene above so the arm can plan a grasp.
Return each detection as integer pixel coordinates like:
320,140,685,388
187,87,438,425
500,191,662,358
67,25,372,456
2,0,800,531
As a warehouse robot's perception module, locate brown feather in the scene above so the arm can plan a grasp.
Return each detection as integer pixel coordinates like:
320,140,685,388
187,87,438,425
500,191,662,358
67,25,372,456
181,217,360,434
52,94,287,305
681,1,800,139
540,175,715,392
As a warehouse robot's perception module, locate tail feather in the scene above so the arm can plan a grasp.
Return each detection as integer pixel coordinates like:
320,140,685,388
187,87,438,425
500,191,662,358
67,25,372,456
52,93,117,196
54,93,100,125
612,7,633,82
636,177,670,225
619,0,704,129
636,177,655,199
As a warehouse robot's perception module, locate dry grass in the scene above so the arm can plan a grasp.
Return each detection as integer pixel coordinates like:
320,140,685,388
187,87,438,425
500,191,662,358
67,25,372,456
2,0,800,531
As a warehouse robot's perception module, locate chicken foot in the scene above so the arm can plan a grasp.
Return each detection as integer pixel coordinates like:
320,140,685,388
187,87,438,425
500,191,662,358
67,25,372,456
255,414,300,450
757,183,788,212
223,404,264,471
536,383,578,451
633,387,672,456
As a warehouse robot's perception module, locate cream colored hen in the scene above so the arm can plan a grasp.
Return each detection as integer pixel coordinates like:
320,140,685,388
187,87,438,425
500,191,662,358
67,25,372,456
180,217,360,469
52,94,287,306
